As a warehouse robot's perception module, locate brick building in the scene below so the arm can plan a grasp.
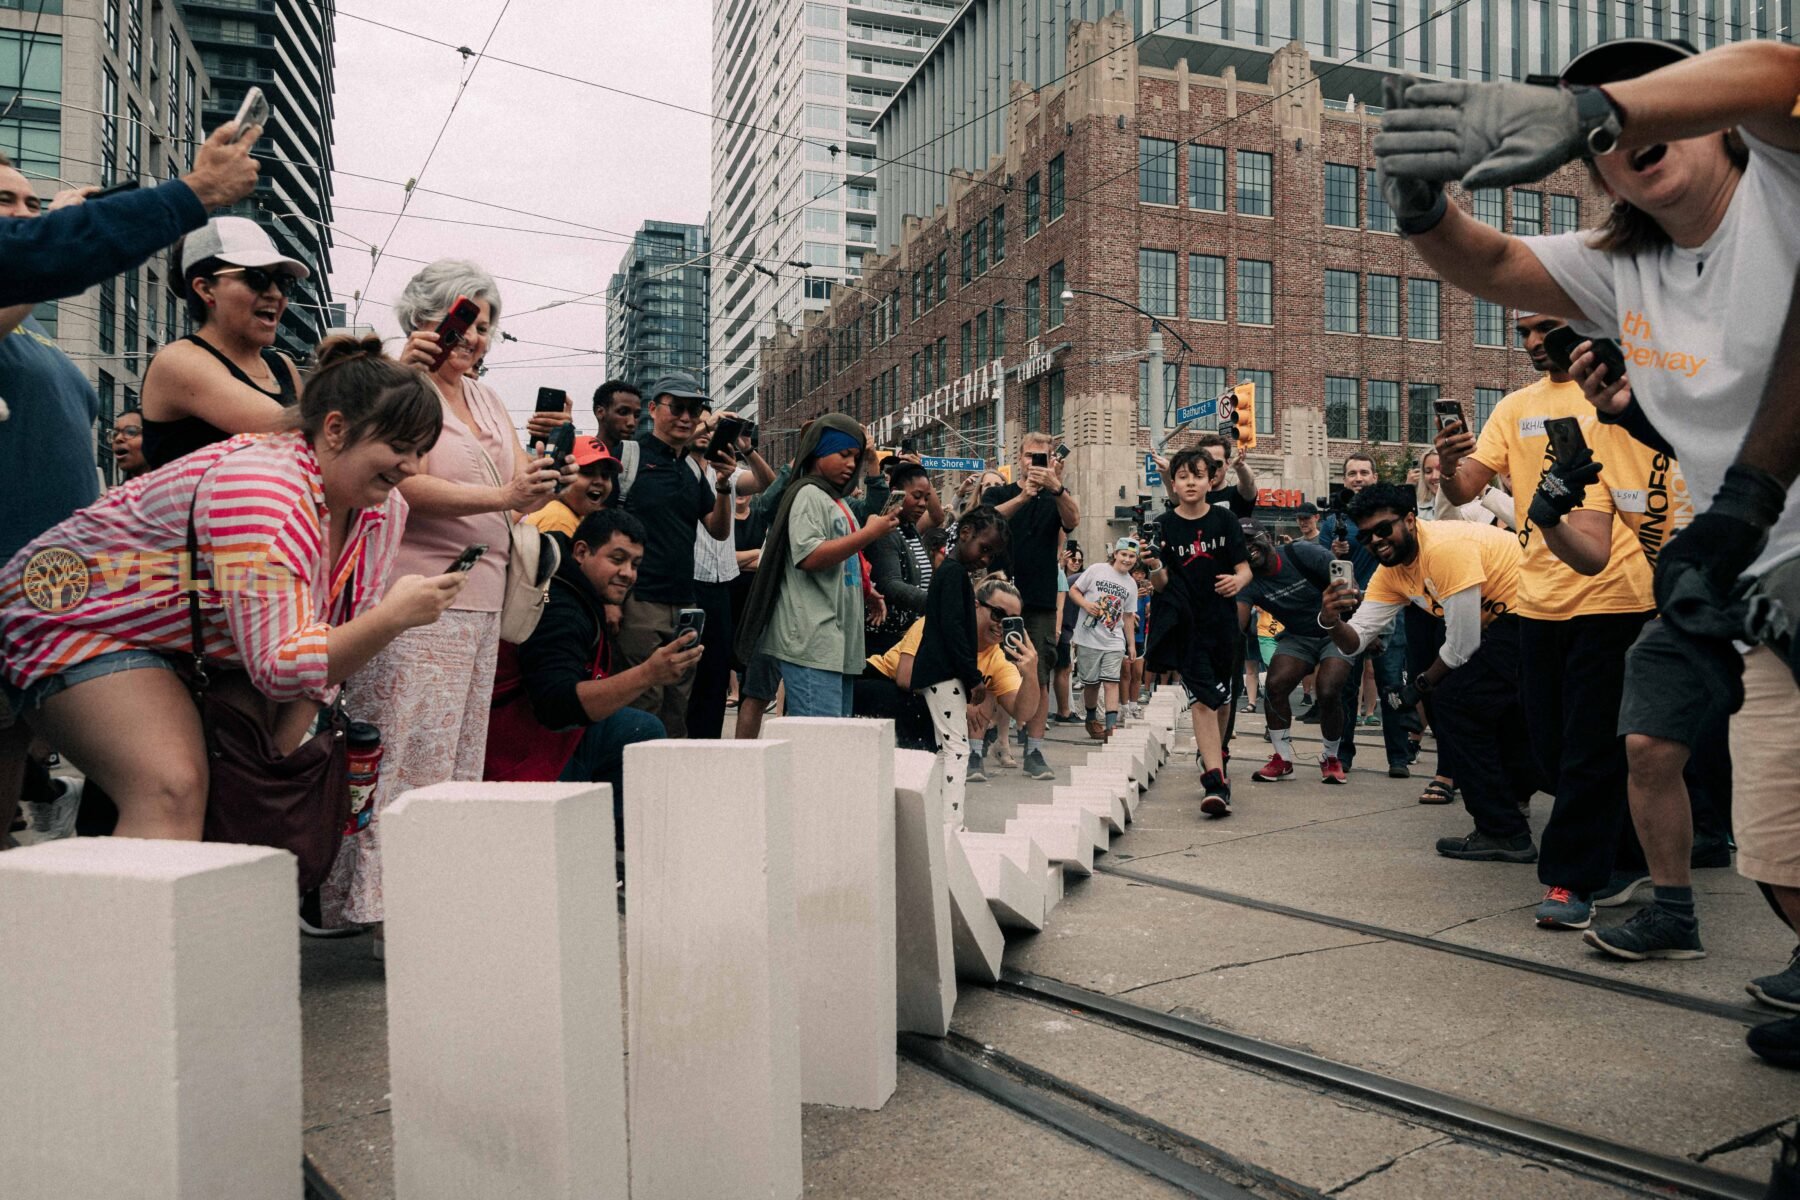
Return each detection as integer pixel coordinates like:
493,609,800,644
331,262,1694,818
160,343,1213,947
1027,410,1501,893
755,15,1606,551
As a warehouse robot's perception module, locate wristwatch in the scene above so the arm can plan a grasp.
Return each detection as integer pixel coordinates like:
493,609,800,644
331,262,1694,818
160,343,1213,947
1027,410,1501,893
1051,485,1067,497
1570,84,1624,156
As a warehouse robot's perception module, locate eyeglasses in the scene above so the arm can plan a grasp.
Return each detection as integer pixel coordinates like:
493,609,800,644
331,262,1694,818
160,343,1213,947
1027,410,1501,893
212,266,299,296
659,397,709,418
1355,517,1404,545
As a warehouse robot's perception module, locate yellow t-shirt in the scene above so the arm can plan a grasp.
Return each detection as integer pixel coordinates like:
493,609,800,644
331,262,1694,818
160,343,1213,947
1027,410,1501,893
1365,521,1522,625
1587,422,1694,569
1257,608,1284,638
524,499,580,538
867,617,1023,698
1471,377,1653,619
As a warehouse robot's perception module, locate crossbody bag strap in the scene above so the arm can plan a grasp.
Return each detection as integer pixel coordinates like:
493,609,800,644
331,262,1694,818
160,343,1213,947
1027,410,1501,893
185,477,212,690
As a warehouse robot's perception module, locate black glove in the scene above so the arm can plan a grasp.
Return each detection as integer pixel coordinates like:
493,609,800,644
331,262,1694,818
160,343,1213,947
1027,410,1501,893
1655,464,1788,612
1527,449,1604,529
1384,680,1424,712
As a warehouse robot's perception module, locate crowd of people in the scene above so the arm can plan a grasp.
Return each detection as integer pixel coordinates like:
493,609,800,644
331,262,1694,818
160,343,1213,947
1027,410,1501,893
1,37,1798,1075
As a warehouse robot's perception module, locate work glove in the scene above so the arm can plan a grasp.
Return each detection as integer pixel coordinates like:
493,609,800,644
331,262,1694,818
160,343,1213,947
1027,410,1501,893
1373,76,1621,190
1655,464,1788,613
1527,448,1604,530
1384,679,1424,712
1376,80,1447,234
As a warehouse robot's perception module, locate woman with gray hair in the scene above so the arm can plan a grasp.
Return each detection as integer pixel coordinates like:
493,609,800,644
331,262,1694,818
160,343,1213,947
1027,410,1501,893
322,259,565,947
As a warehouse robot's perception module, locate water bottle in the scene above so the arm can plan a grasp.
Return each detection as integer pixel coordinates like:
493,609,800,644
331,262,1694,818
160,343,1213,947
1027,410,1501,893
343,722,382,836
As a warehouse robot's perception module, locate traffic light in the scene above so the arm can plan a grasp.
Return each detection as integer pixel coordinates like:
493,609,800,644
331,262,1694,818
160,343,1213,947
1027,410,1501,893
1230,382,1257,449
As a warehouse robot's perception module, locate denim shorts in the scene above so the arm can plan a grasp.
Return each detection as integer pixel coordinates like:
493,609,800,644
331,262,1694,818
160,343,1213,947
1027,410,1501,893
1,648,177,725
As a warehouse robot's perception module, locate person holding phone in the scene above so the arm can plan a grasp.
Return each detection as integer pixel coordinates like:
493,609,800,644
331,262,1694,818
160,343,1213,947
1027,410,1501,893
325,262,565,937
867,461,942,658
1067,537,1141,742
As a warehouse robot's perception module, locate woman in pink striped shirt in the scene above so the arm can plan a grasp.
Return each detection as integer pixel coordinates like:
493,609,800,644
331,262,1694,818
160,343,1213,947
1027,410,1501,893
0,337,468,840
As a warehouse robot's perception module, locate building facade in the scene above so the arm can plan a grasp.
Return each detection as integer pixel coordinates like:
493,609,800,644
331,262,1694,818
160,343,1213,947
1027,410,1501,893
2,0,211,484
710,0,957,416
757,19,1603,555
605,220,712,395
178,0,338,363
874,0,1792,249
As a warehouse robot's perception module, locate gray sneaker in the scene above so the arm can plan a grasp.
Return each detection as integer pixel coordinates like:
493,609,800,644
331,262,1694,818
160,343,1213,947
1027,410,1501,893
1022,749,1055,781
1593,871,1652,908
1583,904,1705,960
965,754,988,784
1750,946,1800,1012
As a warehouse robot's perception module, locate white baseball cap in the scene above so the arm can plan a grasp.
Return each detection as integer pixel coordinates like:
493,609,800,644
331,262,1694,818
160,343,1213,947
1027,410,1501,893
180,215,310,280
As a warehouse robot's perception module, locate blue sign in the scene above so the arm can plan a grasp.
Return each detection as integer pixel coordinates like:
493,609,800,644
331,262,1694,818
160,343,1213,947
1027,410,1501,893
921,456,986,472
1144,453,1162,487
1174,396,1217,424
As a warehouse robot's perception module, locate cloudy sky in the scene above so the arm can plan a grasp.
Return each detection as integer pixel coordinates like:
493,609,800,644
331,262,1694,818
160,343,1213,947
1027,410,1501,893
325,0,710,431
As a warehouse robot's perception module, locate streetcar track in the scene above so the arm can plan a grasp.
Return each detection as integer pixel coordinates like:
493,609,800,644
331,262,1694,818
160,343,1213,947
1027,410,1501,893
997,969,1765,1200
1095,861,1768,1025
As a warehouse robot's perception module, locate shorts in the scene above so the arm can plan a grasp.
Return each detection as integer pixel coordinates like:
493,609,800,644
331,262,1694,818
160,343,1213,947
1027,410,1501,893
1055,640,1073,670
1616,618,1742,744
1178,639,1236,711
1073,645,1124,687
1732,645,1800,888
1272,631,1354,671
0,648,176,723
739,652,783,704
1258,636,1279,665
1022,605,1057,689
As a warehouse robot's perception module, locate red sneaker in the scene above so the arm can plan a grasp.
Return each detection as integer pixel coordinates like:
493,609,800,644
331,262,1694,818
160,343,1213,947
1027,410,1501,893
1320,756,1348,785
1251,753,1293,782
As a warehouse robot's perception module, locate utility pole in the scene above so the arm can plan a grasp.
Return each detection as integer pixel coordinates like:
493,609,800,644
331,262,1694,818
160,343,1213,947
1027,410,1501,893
1146,323,1165,489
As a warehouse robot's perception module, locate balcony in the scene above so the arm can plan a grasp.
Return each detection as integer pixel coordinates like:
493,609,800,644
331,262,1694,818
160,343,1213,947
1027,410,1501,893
848,56,913,80
849,0,958,22
184,0,274,11
847,24,929,51
847,88,889,110
184,21,276,48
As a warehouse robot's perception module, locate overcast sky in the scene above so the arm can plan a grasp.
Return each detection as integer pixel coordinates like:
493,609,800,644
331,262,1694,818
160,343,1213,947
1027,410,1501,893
325,0,710,432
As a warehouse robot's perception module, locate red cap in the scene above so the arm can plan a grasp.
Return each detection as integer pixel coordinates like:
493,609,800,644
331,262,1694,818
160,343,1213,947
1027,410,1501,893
572,437,618,470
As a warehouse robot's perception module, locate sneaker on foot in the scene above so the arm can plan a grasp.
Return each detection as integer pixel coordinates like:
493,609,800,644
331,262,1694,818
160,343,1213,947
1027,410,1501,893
1052,712,1082,725
1749,946,1800,1012
965,754,988,784
1536,887,1593,930
1583,905,1705,960
1200,769,1231,818
1690,836,1734,869
1298,706,1322,724
22,777,82,842
1387,764,1411,779
1022,749,1055,781
299,889,361,939
1747,1015,1800,1069
1319,756,1348,785
1592,871,1653,908
1435,830,1538,863
1251,753,1293,782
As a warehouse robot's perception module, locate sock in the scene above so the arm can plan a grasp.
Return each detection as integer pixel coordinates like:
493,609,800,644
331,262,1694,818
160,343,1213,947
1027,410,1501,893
1270,728,1293,758
1322,737,1340,759
1105,710,1119,730
1653,885,1696,918
1027,737,1044,756
1085,707,1098,721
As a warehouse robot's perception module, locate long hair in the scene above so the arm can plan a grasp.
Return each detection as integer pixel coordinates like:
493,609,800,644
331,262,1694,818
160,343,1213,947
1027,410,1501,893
1587,131,1748,256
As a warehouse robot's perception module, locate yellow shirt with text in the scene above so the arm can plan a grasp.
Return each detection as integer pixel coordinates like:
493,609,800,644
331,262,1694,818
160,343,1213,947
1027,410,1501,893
867,617,1023,698
1587,422,1693,569
1471,377,1653,619
1364,521,1522,625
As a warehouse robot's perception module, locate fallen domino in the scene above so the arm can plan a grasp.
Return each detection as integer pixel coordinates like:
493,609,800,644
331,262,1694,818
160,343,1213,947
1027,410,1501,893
1045,785,1126,833
941,827,1004,983
1004,812,1096,875
957,836,1046,932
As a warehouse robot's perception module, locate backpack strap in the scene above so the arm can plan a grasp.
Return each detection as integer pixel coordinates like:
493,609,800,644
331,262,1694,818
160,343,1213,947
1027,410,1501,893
618,439,640,497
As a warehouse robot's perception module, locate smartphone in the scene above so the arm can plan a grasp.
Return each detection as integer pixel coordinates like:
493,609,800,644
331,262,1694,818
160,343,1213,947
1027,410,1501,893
540,421,576,465
1433,398,1467,434
91,179,141,200
1000,615,1027,653
430,296,482,370
1054,444,1071,461
1030,451,1049,468
535,386,569,414
675,606,706,646
450,544,487,573
232,87,269,144
1544,416,1588,466
1328,559,1355,588
1543,326,1629,381
707,414,746,460
1138,523,1158,543
899,437,917,455
745,419,760,449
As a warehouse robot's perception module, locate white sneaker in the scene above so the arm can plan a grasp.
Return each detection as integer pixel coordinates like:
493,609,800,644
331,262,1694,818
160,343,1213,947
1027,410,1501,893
23,777,82,841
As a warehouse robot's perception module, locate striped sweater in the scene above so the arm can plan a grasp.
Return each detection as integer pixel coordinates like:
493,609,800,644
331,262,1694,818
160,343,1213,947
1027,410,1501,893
0,432,407,703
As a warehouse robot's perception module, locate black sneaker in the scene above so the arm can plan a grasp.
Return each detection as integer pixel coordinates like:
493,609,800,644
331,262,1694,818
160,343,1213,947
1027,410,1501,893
1200,769,1231,819
1583,904,1705,960
1747,1015,1800,1069
1298,704,1322,724
1691,836,1734,869
299,888,361,939
1435,829,1538,863
1750,946,1800,1012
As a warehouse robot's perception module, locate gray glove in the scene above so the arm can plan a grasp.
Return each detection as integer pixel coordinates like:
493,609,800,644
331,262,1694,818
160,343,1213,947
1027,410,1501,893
1373,76,1619,189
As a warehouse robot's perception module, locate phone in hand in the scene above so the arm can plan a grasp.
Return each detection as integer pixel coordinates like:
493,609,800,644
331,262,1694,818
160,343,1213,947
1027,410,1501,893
430,296,482,370
1030,451,1049,468
1543,326,1629,381
707,414,746,460
899,437,917,456
91,179,141,200
1328,559,1355,588
535,387,569,414
1000,615,1027,654
1433,399,1468,434
674,606,706,646
1054,444,1071,461
1544,416,1588,466
450,544,488,573
536,421,576,465
232,87,269,144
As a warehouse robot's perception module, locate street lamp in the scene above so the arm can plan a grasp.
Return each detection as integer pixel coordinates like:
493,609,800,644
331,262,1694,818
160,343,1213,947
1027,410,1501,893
1060,287,1194,452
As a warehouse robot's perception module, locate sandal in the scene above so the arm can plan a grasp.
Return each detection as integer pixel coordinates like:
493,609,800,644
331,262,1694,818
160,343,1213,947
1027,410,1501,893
1418,779,1457,806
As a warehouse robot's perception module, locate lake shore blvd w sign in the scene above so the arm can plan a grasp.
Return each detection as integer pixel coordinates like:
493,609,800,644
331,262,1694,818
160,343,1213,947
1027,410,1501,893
874,357,1006,444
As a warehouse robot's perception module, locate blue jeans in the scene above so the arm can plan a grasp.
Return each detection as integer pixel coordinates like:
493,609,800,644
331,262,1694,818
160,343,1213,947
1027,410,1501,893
559,707,667,849
1339,622,1420,771
776,659,854,717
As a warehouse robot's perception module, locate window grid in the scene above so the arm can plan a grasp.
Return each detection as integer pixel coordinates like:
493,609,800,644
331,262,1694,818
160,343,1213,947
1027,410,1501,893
1048,370,1065,436
1139,136,1177,204
1189,144,1225,210
97,278,116,354
960,231,973,284
1238,368,1274,434
1368,274,1400,336
1368,380,1400,441
1474,386,1504,431
1138,249,1176,317
1138,360,1180,429
1048,154,1065,221
1512,190,1543,236
101,64,119,187
1325,269,1359,333
1407,383,1440,444
974,218,988,274
1548,193,1579,235
1025,277,1041,340
1025,173,1040,237
1326,375,1360,438
1366,169,1397,233
1047,261,1066,327
1189,366,1227,431
1237,259,1272,325
1472,188,1504,229
1324,163,1359,227
1188,254,1224,321
1407,278,1441,341
991,204,1006,262
1236,150,1272,216
1474,299,1505,346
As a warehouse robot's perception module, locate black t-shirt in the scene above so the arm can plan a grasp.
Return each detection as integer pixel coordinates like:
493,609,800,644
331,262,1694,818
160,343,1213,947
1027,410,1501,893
621,434,716,605
1150,504,1248,644
982,482,1069,610
1206,484,1253,518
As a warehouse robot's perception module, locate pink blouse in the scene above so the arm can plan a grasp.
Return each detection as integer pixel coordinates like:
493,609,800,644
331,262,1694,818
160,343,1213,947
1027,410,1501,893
390,375,517,613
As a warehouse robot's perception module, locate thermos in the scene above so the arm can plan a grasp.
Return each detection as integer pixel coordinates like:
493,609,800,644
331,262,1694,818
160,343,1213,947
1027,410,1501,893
344,721,382,836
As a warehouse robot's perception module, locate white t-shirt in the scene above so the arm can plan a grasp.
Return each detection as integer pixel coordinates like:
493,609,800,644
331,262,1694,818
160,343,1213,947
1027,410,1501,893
1523,130,1800,575
1069,562,1138,653
690,461,739,584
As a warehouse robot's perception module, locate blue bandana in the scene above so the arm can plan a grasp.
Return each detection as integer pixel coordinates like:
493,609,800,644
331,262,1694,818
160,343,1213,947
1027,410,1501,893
814,428,860,459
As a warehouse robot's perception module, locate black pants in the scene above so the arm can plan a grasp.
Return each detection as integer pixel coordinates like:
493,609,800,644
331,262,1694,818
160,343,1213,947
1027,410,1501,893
851,671,936,751
1522,610,1653,894
1433,616,1535,841
1405,605,1454,780
1685,711,1734,848
684,580,737,739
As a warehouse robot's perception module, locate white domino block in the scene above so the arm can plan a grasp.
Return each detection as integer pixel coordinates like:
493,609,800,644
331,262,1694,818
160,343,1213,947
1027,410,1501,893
1005,812,1097,875
0,839,299,1200
626,741,801,1200
1070,764,1137,818
1047,785,1127,833
958,832,1052,927
1032,802,1107,856
942,826,1005,983
1090,747,1146,790
957,836,1046,931
1044,864,1065,912
383,782,627,1200
764,718,897,1110
891,748,956,1038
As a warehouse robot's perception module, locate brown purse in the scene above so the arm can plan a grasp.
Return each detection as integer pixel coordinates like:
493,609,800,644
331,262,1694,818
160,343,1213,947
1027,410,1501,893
184,459,351,893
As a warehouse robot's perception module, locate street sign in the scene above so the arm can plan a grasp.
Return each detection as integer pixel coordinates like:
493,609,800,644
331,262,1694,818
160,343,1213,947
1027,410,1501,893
921,455,986,471
1174,396,1217,424
1144,453,1162,487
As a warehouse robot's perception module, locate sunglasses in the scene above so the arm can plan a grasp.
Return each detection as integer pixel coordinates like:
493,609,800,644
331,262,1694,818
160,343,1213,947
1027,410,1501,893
1355,517,1404,545
659,397,709,418
213,265,299,296
981,602,1017,623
